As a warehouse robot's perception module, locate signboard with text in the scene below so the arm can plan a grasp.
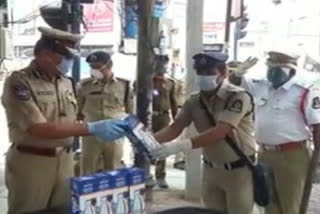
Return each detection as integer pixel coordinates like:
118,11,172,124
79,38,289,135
203,0,226,44
83,0,114,33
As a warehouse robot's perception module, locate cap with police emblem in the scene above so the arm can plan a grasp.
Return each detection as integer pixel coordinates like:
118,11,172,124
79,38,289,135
86,51,111,64
266,50,299,69
34,27,83,58
38,27,83,44
193,52,229,70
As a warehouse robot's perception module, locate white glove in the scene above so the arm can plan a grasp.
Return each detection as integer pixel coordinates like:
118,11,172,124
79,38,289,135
228,57,259,77
151,139,193,160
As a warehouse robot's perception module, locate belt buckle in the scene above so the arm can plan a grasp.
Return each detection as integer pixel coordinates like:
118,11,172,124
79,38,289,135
210,162,218,168
263,145,275,151
56,147,64,155
224,163,232,170
210,161,224,169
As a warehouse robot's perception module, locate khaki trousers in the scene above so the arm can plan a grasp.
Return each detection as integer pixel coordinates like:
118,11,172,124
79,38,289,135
155,160,166,180
81,136,123,175
201,165,254,214
259,147,310,214
5,146,73,214
153,114,170,180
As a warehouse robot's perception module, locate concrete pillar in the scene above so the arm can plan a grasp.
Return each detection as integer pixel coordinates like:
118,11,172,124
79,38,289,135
184,0,203,201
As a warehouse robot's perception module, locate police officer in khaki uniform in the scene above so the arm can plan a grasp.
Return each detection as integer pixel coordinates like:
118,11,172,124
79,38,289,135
152,54,178,188
173,79,187,170
151,52,256,214
78,51,134,175
228,51,320,214
1,27,128,214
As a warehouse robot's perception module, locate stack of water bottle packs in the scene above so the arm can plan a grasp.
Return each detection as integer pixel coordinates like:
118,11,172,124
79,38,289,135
71,167,146,214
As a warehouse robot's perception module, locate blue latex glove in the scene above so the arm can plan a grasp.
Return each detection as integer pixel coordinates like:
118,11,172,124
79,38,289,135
88,119,128,141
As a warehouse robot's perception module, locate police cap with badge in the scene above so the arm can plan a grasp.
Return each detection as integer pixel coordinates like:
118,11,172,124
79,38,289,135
86,51,111,64
266,50,299,70
193,52,229,70
34,27,82,59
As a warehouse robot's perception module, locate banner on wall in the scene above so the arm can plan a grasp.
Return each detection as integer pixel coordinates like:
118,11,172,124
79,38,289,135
83,0,114,33
203,0,226,44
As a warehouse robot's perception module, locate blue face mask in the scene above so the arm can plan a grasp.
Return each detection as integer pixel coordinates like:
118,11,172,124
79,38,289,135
197,74,219,91
56,57,74,75
267,67,291,88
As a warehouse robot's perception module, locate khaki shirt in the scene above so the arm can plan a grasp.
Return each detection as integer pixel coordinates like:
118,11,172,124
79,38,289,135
77,75,133,121
174,80,186,107
1,61,77,148
175,81,256,163
153,75,177,114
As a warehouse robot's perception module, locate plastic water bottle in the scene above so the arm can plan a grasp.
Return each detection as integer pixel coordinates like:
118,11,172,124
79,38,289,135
132,191,144,214
116,194,128,214
100,197,113,214
83,200,96,214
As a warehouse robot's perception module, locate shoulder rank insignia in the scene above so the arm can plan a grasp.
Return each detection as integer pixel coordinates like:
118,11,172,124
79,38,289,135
312,97,320,109
228,99,243,113
12,83,31,101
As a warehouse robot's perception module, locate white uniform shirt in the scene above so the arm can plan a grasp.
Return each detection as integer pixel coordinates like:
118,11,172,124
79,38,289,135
242,76,320,145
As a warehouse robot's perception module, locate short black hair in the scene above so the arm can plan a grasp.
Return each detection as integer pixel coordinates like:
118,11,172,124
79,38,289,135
34,36,73,59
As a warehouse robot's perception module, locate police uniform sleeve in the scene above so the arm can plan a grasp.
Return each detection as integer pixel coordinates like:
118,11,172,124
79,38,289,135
304,86,320,125
1,73,47,131
217,92,252,128
174,97,193,127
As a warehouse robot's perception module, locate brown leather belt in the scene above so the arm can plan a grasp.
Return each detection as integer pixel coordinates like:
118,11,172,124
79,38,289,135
15,145,72,157
261,140,306,152
203,155,256,170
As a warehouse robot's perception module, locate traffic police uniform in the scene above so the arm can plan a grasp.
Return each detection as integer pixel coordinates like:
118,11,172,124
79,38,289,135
152,74,178,183
1,27,81,213
174,53,256,214
78,52,134,175
240,51,320,214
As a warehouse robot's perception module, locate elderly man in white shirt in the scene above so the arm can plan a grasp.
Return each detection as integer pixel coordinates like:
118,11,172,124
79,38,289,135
228,51,320,214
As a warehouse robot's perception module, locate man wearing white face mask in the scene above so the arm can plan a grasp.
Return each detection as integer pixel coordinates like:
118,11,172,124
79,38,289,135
78,51,134,175
1,27,129,214
228,51,320,214
149,52,257,214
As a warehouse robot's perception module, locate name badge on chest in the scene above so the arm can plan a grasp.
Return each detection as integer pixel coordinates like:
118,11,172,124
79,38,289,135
37,90,54,96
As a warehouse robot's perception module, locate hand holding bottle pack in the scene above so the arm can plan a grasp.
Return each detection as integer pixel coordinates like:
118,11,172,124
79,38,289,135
123,114,161,160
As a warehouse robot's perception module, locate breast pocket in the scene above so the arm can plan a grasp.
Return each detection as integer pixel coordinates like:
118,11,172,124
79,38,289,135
104,86,126,109
272,97,297,111
84,92,103,112
256,97,268,107
36,95,57,120
65,90,78,114
255,97,269,115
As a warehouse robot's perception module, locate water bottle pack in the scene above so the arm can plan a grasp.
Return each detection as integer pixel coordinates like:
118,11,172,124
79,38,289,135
125,168,146,214
71,167,146,214
123,114,161,160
